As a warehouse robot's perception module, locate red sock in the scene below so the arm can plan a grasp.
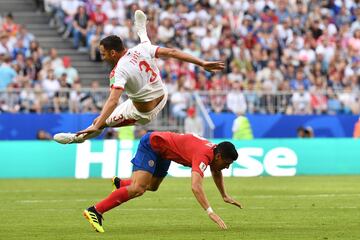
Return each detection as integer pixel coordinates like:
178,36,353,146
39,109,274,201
120,179,132,187
95,187,130,214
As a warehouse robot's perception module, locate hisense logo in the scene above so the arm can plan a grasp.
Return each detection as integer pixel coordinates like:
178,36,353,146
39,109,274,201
75,141,298,178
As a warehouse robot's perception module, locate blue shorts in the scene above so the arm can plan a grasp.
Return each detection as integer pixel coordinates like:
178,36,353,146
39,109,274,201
131,133,171,178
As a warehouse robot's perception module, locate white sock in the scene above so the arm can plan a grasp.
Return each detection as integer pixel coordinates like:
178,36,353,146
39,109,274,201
138,32,150,43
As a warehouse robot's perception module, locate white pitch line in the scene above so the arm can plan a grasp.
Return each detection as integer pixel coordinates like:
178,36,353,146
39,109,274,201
231,193,360,198
174,193,360,200
12,205,360,211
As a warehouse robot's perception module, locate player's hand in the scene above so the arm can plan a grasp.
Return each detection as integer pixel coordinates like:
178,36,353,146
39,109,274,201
223,195,243,209
208,212,228,229
76,125,100,136
202,61,225,72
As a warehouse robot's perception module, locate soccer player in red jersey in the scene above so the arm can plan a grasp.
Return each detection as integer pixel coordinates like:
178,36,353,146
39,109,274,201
83,131,242,233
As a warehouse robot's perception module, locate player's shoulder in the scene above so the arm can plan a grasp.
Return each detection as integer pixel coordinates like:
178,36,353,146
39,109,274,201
134,41,155,54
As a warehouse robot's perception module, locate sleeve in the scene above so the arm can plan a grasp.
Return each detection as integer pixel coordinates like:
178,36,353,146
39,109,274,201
111,67,127,90
191,154,210,177
140,41,160,58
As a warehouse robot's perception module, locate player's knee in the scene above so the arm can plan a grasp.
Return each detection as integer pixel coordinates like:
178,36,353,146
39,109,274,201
132,184,147,196
147,184,159,192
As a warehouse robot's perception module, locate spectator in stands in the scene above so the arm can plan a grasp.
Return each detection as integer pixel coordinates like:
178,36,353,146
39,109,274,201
184,107,204,137
0,84,20,112
29,40,43,57
60,0,81,38
55,56,79,84
353,117,360,138
88,80,106,112
157,17,175,44
36,129,52,140
72,5,89,50
304,126,314,138
42,68,60,100
327,88,342,114
42,48,63,70
210,82,226,113
90,2,107,26
297,126,306,138
290,71,311,91
12,38,29,59
17,25,35,49
88,23,104,61
297,126,314,138
19,81,37,112
0,55,16,90
292,84,312,114
232,111,253,140
226,81,247,115
33,83,49,113
24,56,38,82
170,85,190,121
0,33,12,56
310,77,328,114
2,13,18,36
105,1,125,22
53,73,71,113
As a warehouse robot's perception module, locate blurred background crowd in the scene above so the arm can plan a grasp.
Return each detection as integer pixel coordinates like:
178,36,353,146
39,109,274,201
1,0,360,119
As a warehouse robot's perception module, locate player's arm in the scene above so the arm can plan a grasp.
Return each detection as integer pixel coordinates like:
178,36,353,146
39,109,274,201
191,171,227,229
211,169,243,209
156,47,224,73
76,88,123,135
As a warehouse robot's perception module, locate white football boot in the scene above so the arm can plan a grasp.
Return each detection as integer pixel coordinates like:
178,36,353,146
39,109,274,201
134,10,149,42
53,133,85,144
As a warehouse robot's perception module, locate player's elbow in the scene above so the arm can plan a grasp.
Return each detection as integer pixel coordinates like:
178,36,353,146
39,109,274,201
164,48,178,58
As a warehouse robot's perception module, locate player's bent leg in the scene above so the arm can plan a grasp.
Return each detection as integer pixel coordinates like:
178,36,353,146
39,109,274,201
106,99,140,128
147,177,165,192
127,170,153,198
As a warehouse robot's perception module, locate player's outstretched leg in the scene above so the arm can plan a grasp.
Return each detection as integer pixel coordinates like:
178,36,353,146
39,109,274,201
53,128,103,144
134,10,150,43
83,206,104,233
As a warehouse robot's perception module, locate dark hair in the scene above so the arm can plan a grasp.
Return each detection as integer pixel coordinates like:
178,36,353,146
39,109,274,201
214,141,238,162
99,35,124,52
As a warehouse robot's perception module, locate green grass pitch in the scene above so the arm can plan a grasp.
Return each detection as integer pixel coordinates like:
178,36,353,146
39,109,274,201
1,176,359,240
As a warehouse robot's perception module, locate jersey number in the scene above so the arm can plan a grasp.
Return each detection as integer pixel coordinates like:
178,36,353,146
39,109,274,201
139,60,157,83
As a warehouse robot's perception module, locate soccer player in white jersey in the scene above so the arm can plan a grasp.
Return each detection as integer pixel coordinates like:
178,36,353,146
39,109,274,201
54,10,224,144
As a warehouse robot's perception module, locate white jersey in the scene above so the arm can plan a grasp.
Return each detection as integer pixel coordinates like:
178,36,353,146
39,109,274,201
109,42,166,102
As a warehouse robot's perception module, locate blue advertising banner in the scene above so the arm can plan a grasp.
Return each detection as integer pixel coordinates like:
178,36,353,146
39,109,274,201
0,113,358,139
1,139,359,178
209,113,359,138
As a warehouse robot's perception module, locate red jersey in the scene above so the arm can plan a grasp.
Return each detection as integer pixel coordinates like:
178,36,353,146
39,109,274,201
150,132,216,177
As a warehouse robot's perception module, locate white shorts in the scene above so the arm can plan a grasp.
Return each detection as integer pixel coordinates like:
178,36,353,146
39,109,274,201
106,93,168,127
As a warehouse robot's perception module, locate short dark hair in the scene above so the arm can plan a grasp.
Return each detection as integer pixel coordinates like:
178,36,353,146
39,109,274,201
214,141,238,162
99,35,124,52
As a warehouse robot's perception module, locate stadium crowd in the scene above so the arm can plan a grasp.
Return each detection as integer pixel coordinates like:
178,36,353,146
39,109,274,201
1,0,360,117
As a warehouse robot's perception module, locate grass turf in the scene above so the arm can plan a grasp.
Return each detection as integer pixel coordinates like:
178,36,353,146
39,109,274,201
0,176,359,240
